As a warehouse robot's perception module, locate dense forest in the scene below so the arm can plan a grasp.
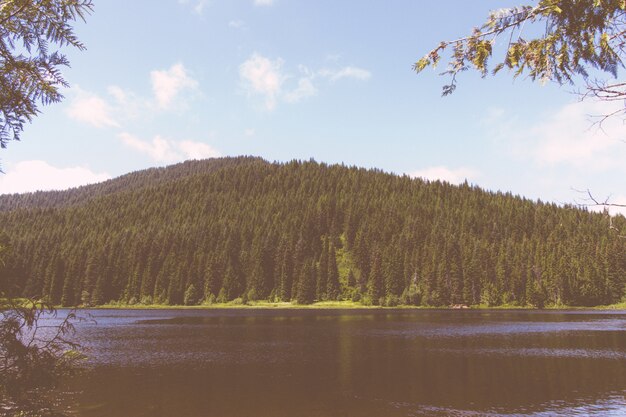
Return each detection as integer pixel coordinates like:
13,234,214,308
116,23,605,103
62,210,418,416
0,157,624,307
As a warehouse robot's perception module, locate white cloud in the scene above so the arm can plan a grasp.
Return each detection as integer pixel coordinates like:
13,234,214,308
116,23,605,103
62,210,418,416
229,19,245,29
66,87,119,128
479,101,626,212
107,85,127,103
531,100,626,169
71,63,198,122
0,160,110,195
194,0,208,14
151,63,199,109
119,132,220,163
244,128,255,137
486,100,626,171
238,54,371,110
284,77,317,103
106,85,147,120
481,107,506,127
254,0,275,6
119,132,175,162
178,140,221,159
320,66,372,82
409,166,480,185
178,0,208,14
239,53,285,110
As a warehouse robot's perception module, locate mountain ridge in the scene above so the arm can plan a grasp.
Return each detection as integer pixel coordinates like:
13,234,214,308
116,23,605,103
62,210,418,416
0,157,266,211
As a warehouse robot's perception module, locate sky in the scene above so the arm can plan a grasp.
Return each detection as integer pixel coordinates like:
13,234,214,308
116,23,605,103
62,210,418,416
1,0,625,214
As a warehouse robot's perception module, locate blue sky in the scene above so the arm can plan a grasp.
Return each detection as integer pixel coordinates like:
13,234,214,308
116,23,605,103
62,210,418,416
1,0,625,213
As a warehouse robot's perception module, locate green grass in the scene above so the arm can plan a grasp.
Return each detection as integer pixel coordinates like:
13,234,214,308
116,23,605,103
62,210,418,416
473,302,626,310
580,301,626,310
4,293,623,311
473,303,534,310
0,296,616,310
1,297,51,309
95,300,379,310
78,300,626,310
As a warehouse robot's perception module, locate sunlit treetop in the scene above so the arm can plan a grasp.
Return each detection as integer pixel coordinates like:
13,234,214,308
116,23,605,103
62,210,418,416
415,0,626,110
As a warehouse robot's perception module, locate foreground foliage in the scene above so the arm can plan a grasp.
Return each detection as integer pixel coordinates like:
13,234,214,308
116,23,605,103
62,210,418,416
0,297,83,416
415,0,626,110
0,0,93,148
0,157,624,308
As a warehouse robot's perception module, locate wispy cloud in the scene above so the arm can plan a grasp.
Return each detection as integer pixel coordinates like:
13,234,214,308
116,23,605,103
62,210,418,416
178,140,221,160
0,160,110,194
239,53,371,110
409,166,480,185
320,66,372,82
66,87,119,128
67,63,200,129
254,0,275,6
485,100,626,171
284,77,317,103
531,101,625,169
119,133,175,162
178,0,209,14
106,85,148,120
239,54,285,110
228,19,245,29
119,132,220,163
151,63,199,109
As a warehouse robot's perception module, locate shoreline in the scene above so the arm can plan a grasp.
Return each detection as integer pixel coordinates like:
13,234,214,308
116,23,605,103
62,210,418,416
82,300,626,311
5,298,625,311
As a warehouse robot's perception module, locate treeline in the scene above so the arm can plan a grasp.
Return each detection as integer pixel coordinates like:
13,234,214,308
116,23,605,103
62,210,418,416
0,157,624,307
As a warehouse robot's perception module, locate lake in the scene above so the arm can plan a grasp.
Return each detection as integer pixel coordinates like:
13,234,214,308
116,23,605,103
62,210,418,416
50,309,626,417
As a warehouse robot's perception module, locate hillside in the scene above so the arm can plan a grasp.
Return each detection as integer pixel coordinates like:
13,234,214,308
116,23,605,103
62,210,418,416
0,156,624,307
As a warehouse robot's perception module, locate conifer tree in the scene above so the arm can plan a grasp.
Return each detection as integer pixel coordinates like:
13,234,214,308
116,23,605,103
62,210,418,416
297,261,316,304
368,251,383,305
327,243,340,300
317,237,329,300
184,283,198,306
0,0,94,148
1,157,624,307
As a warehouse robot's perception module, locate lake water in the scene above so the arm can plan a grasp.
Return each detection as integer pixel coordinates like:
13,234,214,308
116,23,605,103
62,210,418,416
51,309,626,417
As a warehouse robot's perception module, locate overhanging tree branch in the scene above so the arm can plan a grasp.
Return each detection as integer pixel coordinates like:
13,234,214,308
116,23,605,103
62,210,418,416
0,0,93,149
415,1,626,105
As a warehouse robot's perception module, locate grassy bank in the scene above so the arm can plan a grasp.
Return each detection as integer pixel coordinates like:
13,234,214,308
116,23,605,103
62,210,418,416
4,297,624,311
87,300,626,310
587,301,626,310
95,300,377,309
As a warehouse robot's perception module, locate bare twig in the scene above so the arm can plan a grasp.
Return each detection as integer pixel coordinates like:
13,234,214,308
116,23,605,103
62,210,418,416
573,188,626,238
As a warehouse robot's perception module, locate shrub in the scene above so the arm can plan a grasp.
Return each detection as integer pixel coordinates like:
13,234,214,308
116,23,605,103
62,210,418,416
0,298,85,416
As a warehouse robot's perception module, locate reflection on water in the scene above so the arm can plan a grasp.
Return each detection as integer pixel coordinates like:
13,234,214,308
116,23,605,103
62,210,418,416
48,309,626,417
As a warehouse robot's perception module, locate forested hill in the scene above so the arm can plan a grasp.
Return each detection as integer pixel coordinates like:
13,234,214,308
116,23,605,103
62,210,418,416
0,156,624,307
0,157,255,211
